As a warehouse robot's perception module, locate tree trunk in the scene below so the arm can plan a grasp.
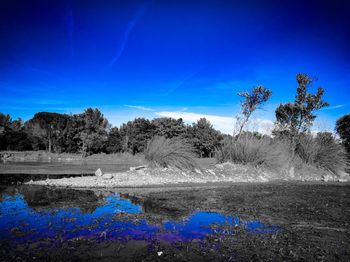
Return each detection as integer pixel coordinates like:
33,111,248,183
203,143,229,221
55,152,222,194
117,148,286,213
48,138,52,154
287,135,297,177
235,115,250,141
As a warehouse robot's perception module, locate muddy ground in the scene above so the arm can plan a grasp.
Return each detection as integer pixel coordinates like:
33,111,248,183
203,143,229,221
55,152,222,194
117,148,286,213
118,182,350,261
1,182,349,261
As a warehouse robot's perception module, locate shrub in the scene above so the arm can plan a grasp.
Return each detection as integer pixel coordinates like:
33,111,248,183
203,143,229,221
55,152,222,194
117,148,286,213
144,136,198,170
336,114,350,155
216,133,290,171
296,132,348,174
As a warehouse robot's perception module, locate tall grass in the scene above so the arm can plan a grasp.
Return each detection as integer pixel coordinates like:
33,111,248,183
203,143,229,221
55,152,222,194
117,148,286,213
216,134,290,171
216,132,348,175
296,133,348,174
144,136,198,170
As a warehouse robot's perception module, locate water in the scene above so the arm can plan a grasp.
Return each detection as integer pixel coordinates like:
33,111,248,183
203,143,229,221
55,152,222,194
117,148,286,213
0,186,279,248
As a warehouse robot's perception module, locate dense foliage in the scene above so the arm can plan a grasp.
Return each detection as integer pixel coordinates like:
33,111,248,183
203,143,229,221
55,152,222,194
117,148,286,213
273,73,329,139
0,111,221,157
25,112,70,152
336,114,350,155
188,118,221,157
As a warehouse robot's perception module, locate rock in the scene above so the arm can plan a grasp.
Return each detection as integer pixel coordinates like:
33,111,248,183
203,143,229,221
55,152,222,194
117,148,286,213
288,166,295,178
136,169,146,176
11,227,25,237
337,171,350,182
215,164,224,170
130,165,147,171
102,173,113,180
321,174,334,182
95,168,103,176
0,152,12,162
194,168,203,174
208,169,216,175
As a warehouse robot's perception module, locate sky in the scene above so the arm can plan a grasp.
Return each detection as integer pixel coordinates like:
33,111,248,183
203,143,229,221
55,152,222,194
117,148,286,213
1,0,349,134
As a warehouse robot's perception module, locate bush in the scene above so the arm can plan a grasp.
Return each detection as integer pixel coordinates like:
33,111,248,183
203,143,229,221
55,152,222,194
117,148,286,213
144,136,198,170
216,133,290,171
296,132,348,174
336,114,350,155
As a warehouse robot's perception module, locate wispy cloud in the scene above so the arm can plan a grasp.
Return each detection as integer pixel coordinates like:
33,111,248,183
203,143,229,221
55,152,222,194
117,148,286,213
125,105,154,111
109,1,152,66
155,111,274,135
322,104,345,110
164,71,198,95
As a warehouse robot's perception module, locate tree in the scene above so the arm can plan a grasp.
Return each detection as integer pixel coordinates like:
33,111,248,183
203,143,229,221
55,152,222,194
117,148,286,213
57,114,84,153
25,112,70,153
4,129,32,151
190,118,221,157
106,127,122,153
0,113,32,151
336,114,350,155
273,73,330,175
0,113,12,135
274,73,329,139
119,118,155,154
79,108,109,156
235,86,272,138
152,117,187,138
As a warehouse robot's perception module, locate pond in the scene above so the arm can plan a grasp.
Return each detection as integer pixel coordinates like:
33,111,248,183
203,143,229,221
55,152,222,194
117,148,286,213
0,185,280,260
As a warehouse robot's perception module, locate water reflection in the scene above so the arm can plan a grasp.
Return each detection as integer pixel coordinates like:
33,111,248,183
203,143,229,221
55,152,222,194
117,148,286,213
0,187,279,246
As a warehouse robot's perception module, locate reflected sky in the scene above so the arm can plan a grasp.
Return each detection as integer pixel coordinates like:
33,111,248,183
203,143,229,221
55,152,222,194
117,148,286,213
0,192,279,245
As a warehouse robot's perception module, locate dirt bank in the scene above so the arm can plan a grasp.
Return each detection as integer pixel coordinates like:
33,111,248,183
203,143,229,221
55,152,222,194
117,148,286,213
25,162,350,188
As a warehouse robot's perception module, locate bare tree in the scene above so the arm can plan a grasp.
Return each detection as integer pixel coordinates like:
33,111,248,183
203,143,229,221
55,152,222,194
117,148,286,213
235,86,272,138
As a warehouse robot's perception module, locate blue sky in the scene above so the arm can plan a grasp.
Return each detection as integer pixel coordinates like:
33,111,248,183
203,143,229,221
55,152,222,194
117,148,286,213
1,0,349,133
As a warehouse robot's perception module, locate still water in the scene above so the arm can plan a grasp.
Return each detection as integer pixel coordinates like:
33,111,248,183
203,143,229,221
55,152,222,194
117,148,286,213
0,185,279,258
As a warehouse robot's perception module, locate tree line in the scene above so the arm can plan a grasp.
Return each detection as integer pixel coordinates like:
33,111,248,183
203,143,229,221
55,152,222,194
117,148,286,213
1,73,350,159
0,109,222,157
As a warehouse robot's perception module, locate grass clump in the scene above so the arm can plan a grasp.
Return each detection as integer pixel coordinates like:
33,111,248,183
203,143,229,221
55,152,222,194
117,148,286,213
216,131,348,176
144,136,198,170
296,132,348,174
216,134,290,171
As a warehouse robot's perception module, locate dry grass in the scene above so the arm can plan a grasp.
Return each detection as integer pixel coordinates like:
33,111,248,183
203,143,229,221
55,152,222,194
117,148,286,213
144,136,198,170
216,134,290,171
296,133,348,174
216,132,348,176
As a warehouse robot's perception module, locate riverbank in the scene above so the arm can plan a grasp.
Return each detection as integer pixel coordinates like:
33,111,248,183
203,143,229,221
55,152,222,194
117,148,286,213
2,151,349,187
26,162,350,188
